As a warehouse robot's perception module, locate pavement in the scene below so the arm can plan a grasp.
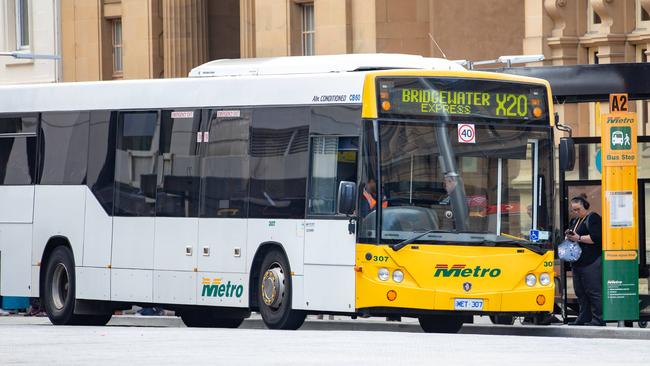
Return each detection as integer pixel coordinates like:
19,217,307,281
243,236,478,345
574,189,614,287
1,316,649,365
2,313,648,340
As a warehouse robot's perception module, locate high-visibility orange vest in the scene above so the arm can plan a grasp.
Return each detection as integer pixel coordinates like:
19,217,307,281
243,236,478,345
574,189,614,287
363,190,388,210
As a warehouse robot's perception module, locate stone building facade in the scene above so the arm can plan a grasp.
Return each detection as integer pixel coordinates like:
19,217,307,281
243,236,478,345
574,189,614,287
0,0,61,84
6,0,646,135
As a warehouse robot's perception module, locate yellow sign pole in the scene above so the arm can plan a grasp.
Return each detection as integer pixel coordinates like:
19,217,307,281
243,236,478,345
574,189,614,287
601,93,639,320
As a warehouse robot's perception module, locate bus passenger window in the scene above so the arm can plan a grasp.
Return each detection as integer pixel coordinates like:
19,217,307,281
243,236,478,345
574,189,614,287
156,109,201,218
0,115,38,185
201,109,251,218
114,111,159,216
308,136,358,215
249,107,309,219
39,112,90,185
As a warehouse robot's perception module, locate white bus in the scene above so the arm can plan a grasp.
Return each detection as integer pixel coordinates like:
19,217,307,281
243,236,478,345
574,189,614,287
0,54,556,332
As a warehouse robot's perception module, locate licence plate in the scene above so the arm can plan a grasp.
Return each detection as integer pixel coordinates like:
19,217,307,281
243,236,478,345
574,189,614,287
454,298,484,311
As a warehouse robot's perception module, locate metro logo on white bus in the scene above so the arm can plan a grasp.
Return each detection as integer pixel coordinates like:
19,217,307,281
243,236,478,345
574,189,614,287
201,277,244,298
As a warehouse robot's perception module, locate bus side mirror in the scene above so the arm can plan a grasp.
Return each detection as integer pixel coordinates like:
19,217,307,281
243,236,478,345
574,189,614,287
337,181,356,215
559,137,575,172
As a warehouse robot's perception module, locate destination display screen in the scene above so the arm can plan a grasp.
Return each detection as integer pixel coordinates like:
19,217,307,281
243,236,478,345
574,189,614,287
377,77,549,122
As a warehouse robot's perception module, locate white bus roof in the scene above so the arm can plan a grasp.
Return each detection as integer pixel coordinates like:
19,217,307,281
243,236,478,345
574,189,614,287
0,54,466,113
188,54,464,77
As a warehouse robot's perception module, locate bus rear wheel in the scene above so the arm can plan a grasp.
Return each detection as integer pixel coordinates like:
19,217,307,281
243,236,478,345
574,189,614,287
418,315,464,333
42,246,112,326
42,246,77,325
180,310,245,328
257,249,305,330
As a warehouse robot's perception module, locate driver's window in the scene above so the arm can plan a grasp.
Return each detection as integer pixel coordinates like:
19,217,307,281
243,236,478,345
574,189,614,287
308,136,358,215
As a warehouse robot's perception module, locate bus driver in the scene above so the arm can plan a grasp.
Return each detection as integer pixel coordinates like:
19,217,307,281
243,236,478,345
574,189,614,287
359,177,387,218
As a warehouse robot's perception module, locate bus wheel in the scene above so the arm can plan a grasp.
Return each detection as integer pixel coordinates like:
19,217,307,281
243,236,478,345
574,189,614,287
42,246,77,325
42,246,112,326
180,310,245,328
418,315,463,333
639,321,647,328
489,315,515,325
258,249,306,330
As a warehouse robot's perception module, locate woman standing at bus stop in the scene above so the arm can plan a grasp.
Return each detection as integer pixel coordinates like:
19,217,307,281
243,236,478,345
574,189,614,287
565,194,605,326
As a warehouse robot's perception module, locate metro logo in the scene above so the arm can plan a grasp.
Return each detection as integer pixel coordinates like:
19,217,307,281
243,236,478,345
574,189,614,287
201,277,244,298
434,264,502,278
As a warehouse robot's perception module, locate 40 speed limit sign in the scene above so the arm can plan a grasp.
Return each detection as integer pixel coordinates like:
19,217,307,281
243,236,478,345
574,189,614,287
458,123,476,144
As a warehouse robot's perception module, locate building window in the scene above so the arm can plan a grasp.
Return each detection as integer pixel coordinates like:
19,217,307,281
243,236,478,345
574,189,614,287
587,2,601,33
644,8,650,21
593,11,602,24
15,0,30,49
301,3,314,56
112,19,123,76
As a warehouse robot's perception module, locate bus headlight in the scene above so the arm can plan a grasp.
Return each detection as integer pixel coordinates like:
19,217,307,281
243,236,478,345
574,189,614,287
525,274,537,287
539,272,551,286
392,270,404,283
378,268,389,281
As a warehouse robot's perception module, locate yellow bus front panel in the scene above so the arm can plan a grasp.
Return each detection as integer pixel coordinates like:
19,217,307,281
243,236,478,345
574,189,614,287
355,243,554,313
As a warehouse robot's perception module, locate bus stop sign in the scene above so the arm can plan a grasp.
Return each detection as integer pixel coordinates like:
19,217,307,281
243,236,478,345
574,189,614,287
601,94,639,321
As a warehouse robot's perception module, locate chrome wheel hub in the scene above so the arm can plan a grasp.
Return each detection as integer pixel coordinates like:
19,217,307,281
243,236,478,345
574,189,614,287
51,263,69,310
261,264,285,309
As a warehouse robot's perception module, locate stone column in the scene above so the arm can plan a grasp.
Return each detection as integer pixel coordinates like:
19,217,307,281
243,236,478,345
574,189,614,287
239,0,256,58
163,0,208,78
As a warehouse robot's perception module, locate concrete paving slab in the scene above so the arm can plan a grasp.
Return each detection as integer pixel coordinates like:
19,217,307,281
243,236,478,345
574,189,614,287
3,315,647,340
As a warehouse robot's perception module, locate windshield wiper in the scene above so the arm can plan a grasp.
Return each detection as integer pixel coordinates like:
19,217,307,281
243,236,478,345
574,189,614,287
481,238,547,255
391,230,443,251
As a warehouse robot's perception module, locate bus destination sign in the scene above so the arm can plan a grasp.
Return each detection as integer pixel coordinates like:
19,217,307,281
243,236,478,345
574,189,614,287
377,77,548,122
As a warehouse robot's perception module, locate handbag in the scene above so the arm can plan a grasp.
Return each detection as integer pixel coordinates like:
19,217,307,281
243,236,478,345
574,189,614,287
558,214,589,262
558,239,582,262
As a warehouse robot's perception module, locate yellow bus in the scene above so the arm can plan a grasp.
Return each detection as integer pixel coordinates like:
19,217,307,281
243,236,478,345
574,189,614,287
344,69,556,332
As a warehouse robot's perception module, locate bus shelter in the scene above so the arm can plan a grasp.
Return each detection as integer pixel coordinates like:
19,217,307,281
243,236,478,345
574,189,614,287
495,63,650,326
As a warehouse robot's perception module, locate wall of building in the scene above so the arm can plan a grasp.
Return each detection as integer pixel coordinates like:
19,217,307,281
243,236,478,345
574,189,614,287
250,0,525,59
428,0,525,60
524,0,650,138
0,0,60,84
61,0,240,81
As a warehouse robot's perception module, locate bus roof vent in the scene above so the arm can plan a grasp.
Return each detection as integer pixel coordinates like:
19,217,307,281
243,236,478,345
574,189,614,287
188,54,465,77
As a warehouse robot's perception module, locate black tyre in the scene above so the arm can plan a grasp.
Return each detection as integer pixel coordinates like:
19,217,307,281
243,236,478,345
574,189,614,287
489,315,515,325
42,246,112,326
419,315,464,333
258,249,305,330
180,310,245,328
42,246,77,325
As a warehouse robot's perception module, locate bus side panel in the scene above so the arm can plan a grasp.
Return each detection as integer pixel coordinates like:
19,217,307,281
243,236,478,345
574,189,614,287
82,187,112,268
0,224,33,297
154,271,196,305
77,267,110,300
303,220,356,312
246,219,305,309
0,186,34,223
111,268,153,302
0,186,34,296
32,186,86,267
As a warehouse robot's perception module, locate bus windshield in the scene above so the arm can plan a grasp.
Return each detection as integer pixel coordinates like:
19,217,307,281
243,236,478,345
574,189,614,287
359,122,553,247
